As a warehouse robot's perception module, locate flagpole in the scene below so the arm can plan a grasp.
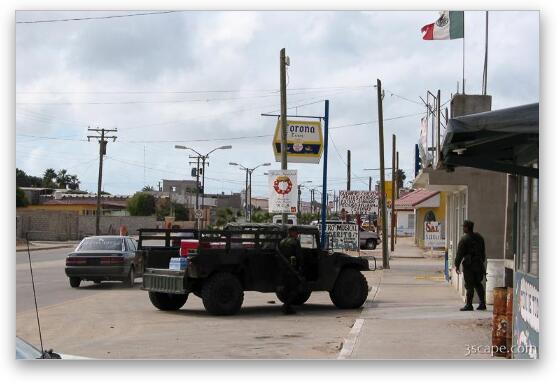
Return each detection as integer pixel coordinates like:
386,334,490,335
462,12,465,94
482,11,489,95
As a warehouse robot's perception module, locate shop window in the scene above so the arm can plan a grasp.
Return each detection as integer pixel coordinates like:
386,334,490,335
517,161,539,276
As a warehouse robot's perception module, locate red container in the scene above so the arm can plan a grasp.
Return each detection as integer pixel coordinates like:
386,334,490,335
180,239,199,257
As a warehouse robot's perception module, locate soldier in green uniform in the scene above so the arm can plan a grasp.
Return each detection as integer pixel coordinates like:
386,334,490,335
277,226,304,314
454,220,487,311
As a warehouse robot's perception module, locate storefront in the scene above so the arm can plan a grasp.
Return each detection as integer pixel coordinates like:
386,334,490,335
442,103,539,358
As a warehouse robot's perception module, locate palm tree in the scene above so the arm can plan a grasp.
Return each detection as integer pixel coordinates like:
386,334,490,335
68,175,80,190
42,168,57,188
56,169,70,189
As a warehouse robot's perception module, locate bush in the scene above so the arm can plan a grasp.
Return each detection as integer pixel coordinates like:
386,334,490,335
127,192,156,216
16,187,28,207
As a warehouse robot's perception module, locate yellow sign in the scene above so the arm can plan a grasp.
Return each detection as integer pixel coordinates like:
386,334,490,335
383,181,393,203
272,119,323,164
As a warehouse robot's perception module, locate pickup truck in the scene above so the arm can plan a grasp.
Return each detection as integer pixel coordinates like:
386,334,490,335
139,224,375,316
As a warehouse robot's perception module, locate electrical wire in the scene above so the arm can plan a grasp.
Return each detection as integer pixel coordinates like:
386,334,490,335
16,11,181,24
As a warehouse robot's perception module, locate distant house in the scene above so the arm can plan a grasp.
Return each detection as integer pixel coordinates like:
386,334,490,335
18,192,129,216
395,188,446,247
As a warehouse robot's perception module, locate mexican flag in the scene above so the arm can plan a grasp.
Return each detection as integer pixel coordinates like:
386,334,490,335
421,11,464,40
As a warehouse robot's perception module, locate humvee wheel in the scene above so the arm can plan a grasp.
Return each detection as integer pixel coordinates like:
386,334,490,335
276,288,312,305
202,272,244,316
329,268,368,309
148,292,188,311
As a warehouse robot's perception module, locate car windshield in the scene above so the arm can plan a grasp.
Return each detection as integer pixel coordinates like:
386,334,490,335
77,237,123,251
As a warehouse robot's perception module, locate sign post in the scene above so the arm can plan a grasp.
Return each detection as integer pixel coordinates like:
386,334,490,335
320,101,329,249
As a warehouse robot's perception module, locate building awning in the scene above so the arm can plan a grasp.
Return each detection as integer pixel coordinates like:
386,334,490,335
442,103,539,178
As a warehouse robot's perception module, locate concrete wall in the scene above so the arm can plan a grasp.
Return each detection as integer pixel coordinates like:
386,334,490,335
17,210,79,240
450,94,492,118
77,215,158,237
16,210,159,240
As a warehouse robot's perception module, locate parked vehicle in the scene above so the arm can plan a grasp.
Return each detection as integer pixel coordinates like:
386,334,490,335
140,224,375,316
359,226,381,250
272,214,297,225
64,236,141,288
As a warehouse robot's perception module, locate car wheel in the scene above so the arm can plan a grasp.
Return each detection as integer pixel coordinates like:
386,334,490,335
366,239,377,250
148,292,188,311
329,268,368,309
124,266,135,287
69,277,81,288
276,288,312,305
201,272,244,316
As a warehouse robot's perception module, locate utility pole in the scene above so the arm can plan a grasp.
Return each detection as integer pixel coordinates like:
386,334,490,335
368,176,373,231
280,48,289,227
437,89,441,162
391,134,396,252
201,156,207,225
189,156,201,228
347,150,351,191
396,151,399,244
376,79,389,269
248,169,253,222
87,127,117,236
244,169,249,220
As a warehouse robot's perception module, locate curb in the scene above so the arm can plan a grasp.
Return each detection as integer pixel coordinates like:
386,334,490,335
16,245,75,253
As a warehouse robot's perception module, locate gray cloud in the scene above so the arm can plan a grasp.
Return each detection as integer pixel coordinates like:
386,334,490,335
16,10,539,196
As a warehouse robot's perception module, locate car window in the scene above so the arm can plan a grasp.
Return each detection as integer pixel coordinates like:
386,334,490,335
77,237,124,251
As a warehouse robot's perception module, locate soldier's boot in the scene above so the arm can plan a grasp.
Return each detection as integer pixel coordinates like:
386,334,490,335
476,283,487,310
460,290,474,311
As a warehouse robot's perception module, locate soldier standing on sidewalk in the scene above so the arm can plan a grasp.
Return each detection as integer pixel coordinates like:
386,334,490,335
454,220,487,311
277,227,304,315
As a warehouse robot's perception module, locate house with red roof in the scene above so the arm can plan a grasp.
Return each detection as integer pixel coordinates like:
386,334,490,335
395,188,447,248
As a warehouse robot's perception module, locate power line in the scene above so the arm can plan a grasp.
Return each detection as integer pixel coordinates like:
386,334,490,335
16,11,181,24
15,111,425,144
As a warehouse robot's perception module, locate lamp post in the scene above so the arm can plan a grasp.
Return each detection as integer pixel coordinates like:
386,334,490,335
229,162,271,222
175,144,232,228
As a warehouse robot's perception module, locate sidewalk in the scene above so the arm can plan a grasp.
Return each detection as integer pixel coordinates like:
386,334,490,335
340,254,494,359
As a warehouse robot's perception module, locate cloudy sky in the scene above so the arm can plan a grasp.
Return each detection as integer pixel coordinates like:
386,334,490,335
15,10,539,200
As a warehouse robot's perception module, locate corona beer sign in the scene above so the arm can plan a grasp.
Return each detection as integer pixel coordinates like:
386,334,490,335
273,119,323,164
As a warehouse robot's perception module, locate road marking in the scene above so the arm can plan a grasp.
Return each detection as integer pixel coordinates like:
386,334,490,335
337,318,364,360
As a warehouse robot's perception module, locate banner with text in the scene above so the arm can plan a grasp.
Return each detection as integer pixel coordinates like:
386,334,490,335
318,222,359,251
424,221,444,248
339,191,379,214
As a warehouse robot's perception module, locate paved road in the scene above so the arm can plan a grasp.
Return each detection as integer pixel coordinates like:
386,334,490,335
16,247,130,313
16,247,379,359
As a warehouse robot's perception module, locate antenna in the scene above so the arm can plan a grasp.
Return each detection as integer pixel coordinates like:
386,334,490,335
25,231,61,359
25,231,45,355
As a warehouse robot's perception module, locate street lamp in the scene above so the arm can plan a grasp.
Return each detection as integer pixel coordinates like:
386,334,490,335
229,162,271,222
175,144,232,228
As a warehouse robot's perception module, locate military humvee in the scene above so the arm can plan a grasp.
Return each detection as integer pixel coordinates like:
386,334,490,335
139,224,374,316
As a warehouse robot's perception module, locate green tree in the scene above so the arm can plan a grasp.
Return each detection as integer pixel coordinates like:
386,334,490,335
215,207,238,227
142,185,154,192
68,174,80,190
156,201,188,220
16,186,28,207
396,169,406,189
127,192,156,216
55,169,71,189
16,168,42,187
42,168,57,188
